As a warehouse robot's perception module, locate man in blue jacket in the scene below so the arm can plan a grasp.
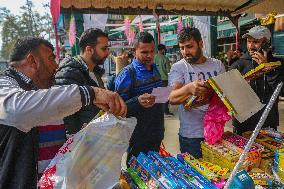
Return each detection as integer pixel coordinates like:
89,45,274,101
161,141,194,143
115,32,164,162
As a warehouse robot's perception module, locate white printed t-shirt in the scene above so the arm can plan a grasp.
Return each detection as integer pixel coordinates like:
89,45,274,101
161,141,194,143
168,58,225,138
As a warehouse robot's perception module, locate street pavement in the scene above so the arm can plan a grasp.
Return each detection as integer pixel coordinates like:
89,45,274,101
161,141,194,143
163,101,284,155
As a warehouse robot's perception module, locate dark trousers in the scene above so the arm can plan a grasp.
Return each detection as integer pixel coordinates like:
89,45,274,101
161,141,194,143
179,135,204,159
162,80,170,114
127,139,162,165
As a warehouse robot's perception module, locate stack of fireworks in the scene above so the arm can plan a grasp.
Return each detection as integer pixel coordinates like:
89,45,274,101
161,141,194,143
201,141,243,171
260,129,284,141
126,151,230,189
201,132,263,171
222,131,263,169
243,130,284,174
243,130,284,152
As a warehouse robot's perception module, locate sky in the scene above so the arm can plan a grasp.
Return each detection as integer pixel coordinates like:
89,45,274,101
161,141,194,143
0,0,50,58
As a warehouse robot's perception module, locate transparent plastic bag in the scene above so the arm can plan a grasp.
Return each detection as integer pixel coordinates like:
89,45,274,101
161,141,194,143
38,114,137,189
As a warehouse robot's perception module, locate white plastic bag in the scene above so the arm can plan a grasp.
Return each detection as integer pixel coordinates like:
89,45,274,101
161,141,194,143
38,114,137,189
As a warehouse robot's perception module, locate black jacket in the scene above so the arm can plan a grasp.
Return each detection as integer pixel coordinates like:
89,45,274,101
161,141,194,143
55,56,105,135
230,51,284,134
0,69,39,189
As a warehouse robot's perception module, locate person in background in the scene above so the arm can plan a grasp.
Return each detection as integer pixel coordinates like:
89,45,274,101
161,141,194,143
115,32,164,163
115,49,130,75
168,28,225,158
154,44,174,116
55,28,109,136
107,49,130,91
0,37,126,188
230,25,284,135
128,50,134,63
227,48,243,66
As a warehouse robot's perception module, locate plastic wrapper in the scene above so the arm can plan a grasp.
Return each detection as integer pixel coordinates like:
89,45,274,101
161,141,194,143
204,94,232,144
38,114,137,189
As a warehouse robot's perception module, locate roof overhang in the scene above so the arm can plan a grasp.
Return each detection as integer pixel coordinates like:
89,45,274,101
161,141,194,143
232,0,284,15
60,0,252,16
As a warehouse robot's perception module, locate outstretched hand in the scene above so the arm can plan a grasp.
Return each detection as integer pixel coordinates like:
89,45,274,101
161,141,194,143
92,87,127,117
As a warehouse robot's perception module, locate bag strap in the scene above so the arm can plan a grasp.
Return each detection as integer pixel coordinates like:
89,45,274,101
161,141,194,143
124,64,136,98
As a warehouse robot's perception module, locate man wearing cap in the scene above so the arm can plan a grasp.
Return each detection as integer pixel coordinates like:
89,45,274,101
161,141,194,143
230,25,284,134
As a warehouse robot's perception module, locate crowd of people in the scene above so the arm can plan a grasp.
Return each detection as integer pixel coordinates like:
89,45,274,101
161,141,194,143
0,24,283,188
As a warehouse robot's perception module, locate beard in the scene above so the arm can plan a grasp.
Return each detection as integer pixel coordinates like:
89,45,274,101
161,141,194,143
34,70,54,89
33,58,55,89
91,51,106,66
184,47,202,64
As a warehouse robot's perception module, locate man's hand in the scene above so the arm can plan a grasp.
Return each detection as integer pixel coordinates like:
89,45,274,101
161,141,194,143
251,50,268,64
138,93,155,108
92,87,127,117
186,80,209,96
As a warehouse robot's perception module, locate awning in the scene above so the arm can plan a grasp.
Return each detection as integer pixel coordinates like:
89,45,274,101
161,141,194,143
233,0,284,15
60,0,250,15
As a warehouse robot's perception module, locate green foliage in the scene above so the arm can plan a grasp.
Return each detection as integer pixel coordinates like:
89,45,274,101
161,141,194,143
0,0,54,60
215,51,229,71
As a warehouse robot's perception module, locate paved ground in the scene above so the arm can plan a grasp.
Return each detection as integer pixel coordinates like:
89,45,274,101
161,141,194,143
163,100,284,155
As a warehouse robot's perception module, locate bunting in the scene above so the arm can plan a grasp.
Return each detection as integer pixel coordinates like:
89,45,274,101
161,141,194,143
177,16,183,33
69,15,76,47
139,15,144,32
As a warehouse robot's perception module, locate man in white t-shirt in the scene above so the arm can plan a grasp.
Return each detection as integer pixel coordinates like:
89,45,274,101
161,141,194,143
168,28,225,158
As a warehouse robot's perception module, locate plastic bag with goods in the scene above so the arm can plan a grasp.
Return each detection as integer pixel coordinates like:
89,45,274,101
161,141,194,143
38,114,137,189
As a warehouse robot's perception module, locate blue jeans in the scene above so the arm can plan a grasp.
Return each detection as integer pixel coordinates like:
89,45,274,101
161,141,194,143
179,135,204,159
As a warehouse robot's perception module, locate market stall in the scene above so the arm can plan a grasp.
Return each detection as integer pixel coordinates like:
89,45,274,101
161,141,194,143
44,0,284,188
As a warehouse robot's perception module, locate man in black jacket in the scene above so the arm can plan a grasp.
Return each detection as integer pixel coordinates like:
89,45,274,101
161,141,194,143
55,28,110,135
0,37,126,188
230,25,284,134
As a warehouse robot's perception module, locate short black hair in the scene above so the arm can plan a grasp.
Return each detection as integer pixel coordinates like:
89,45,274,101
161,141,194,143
10,37,54,62
128,51,134,59
133,32,154,48
158,44,166,51
79,28,108,52
177,27,202,43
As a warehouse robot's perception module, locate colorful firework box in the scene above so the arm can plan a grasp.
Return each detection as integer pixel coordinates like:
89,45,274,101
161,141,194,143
184,69,263,123
243,61,281,81
201,132,263,171
184,61,281,115
248,168,272,186
201,141,246,171
127,152,230,189
242,131,284,152
222,132,263,169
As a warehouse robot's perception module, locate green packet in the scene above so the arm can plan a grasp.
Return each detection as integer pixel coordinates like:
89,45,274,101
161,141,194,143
127,167,148,189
